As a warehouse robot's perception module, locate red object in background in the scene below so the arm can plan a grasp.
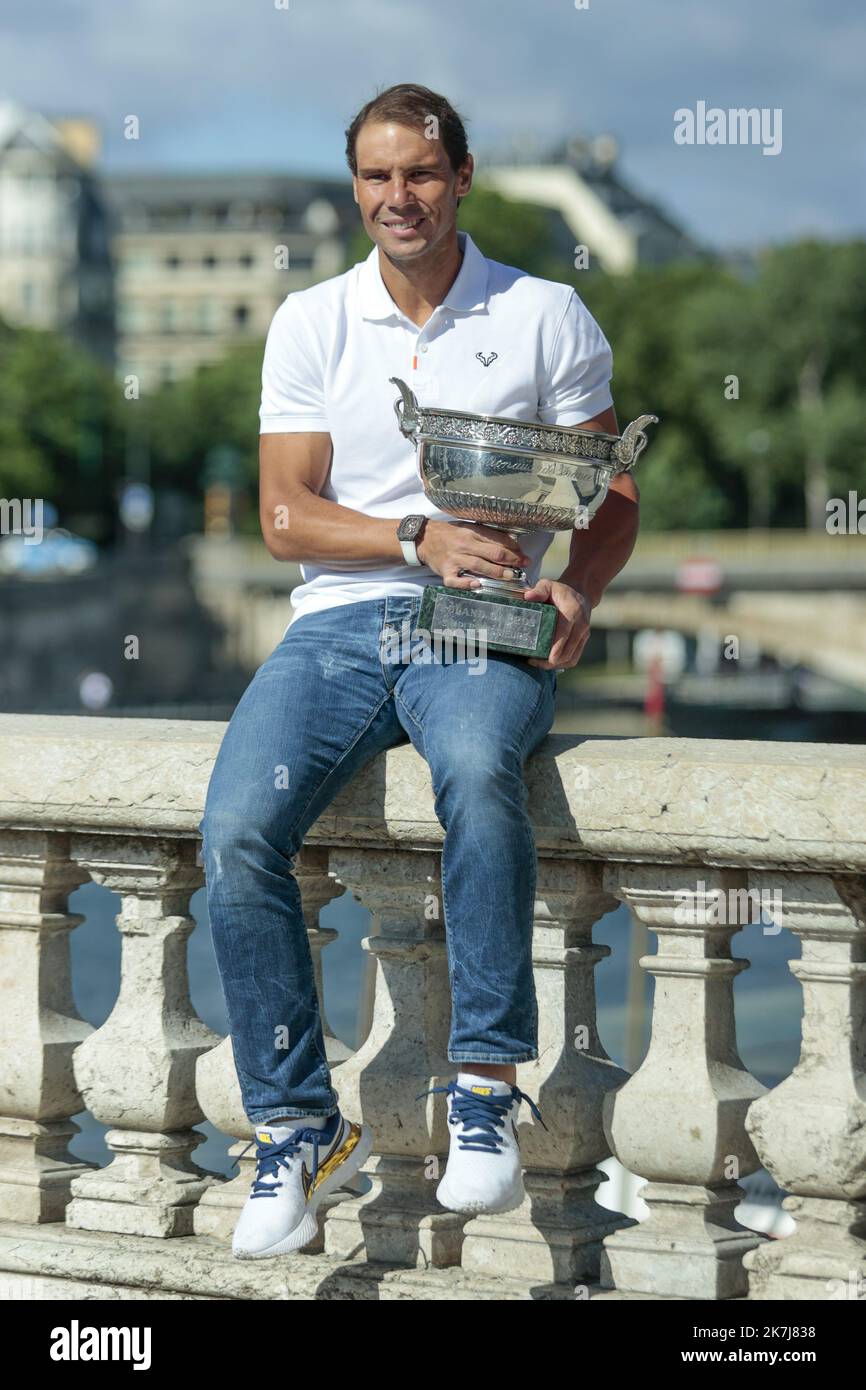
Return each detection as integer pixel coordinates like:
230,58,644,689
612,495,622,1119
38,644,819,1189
675,557,724,595
644,653,665,724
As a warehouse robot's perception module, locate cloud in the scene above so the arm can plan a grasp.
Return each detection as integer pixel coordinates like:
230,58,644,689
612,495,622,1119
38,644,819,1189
0,0,862,247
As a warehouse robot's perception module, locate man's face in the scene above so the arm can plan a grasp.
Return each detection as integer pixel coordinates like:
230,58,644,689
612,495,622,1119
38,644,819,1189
352,120,473,261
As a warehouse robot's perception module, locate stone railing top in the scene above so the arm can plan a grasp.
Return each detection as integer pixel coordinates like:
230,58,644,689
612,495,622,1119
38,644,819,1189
0,713,864,873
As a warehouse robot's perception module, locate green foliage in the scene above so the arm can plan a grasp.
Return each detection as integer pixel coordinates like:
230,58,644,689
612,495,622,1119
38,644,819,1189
575,244,866,529
143,344,264,491
343,222,374,271
0,322,122,532
457,185,558,276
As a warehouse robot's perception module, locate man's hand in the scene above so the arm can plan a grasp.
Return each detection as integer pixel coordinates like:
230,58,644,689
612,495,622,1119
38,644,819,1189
521,578,591,671
417,520,530,590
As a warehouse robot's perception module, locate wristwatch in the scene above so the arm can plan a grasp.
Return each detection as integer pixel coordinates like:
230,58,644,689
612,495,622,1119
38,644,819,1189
397,514,428,566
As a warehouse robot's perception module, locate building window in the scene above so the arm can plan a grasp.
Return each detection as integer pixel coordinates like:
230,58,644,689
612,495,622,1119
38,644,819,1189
165,254,181,269
118,301,147,333
239,252,255,268
202,254,218,269
160,301,179,333
228,199,256,227
124,205,150,232
233,304,250,329
196,301,220,333
160,360,178,384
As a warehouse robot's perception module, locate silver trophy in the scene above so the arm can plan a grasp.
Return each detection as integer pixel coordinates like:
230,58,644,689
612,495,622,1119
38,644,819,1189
390,376,658,659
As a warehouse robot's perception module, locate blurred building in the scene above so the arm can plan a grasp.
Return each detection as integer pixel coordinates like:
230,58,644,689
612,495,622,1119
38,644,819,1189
0,99,705,388
479,132,707,272
103,173,357,390
0,100,114,363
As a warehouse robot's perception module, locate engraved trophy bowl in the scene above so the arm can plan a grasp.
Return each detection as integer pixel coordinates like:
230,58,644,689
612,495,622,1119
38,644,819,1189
390,376,658,660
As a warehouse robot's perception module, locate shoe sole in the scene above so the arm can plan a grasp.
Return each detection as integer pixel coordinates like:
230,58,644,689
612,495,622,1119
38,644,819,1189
435,1174,526,1216
233,1121,374,1259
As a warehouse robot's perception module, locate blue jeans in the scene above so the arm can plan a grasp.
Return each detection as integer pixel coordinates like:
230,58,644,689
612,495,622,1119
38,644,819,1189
199,594,557,1124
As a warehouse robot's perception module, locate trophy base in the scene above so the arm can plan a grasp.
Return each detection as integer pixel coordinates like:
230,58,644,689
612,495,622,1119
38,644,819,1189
417,584,556,660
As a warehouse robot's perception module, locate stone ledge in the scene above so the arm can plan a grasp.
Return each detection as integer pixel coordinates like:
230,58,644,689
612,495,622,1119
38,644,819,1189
0,1221,583,1301
0,714,864,872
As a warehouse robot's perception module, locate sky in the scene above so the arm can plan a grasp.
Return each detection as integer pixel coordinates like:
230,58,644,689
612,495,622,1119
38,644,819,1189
0,0,863,251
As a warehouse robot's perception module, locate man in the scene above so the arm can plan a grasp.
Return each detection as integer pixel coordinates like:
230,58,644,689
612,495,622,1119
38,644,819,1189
199,83,639,1260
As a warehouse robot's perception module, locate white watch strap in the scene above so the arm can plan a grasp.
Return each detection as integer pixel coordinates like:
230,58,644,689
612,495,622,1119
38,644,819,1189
400,538,420,565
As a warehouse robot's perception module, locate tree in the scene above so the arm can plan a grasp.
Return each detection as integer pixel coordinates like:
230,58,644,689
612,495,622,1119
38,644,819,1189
0,321,121,535
141,343,264,534
675,240,866,529
751,240,866,529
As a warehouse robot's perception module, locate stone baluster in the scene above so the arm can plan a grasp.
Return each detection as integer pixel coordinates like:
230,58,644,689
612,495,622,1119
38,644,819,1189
600,866,768,1299
321,847,466,1268
194,843,346,1242
743,872,866,1300
65,835,221,1237
0,830,95,1222
459,860,635,1287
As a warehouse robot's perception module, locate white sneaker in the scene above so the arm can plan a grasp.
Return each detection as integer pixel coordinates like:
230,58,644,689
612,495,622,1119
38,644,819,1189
231,1110,374,1258
417,1075,548,1215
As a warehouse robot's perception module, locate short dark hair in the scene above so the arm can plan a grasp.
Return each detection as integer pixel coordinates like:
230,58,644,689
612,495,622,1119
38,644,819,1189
345,83,470,176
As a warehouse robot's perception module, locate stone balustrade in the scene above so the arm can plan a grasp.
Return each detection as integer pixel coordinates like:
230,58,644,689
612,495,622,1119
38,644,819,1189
0,713,863,1301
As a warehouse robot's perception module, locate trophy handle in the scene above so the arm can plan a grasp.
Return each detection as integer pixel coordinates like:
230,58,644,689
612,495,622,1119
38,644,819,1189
390,377,422,437
610,414,659,471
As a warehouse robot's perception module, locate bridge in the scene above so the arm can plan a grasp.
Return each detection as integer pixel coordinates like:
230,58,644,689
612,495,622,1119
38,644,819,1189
0,713,863,1300
187,531,866,695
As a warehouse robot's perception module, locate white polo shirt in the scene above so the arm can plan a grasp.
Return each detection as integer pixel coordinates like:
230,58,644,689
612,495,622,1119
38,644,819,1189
259,229,614,625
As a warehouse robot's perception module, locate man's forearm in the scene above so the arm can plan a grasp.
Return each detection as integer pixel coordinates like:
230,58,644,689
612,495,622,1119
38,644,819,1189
557,484,639,608
263,488,406,564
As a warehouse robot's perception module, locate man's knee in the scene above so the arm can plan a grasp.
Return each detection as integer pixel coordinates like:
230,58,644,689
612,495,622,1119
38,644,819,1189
198,803,297,877
430,737,527,805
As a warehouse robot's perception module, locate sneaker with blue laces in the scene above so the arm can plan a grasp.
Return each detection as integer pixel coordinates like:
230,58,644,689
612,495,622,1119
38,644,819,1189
230,1109,374,1258
416,1073,548,1215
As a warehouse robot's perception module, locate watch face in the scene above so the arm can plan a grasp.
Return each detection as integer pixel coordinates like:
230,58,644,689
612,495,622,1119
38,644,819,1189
399,516,423,540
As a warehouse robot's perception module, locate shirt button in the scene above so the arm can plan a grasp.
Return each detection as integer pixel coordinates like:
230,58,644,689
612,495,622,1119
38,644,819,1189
420,344,428,353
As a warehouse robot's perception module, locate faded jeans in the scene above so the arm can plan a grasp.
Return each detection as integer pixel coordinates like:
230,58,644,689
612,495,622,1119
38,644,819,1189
198,594,557,1124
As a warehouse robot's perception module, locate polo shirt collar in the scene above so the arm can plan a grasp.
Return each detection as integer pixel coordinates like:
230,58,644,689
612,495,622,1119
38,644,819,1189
358,229,488,321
